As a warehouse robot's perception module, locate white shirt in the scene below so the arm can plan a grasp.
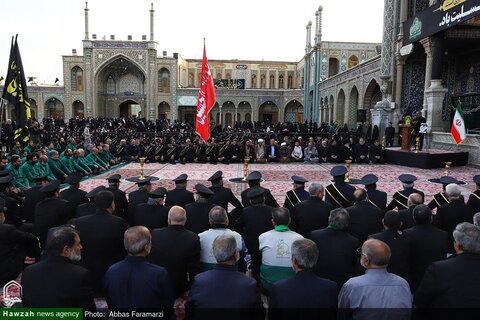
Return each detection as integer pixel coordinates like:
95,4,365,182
199,227,243,264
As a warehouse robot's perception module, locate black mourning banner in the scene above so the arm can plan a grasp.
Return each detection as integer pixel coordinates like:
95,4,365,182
403,0,480,46
2,35,31,143
213,79,245,89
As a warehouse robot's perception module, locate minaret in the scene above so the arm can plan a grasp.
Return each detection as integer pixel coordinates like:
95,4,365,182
84,2,90,40
305,21,312,54
314,6,323,45
150,3,155,41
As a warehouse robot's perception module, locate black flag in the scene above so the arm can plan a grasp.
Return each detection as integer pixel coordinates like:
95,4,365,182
2,35,31,143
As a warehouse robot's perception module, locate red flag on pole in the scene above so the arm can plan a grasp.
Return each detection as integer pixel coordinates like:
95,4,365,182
195,41,216,141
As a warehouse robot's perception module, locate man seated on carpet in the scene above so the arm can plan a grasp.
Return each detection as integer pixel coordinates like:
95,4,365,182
354,137,369,164
368,139,385,164
86,147,109,171
48,150,70,181
70,150,92,176
303,141,319,164
290,141,303,162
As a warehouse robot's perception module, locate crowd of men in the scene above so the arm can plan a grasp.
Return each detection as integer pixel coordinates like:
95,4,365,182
1,148,480,319
0,117,397,173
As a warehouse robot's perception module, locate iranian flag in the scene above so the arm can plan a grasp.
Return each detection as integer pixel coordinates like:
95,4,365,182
195,41,216,141
451,102,466,145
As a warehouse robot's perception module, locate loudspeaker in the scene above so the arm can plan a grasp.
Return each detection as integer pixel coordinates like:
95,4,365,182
357,109,367,123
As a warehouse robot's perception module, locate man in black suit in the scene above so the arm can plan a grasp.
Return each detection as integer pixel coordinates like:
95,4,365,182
60,172,87,214
266,138,279,162
269,239,338,319
0,200,41,286
149,206,201,298
325,166,355,209
346,189,384,244
241,139,255,163
127,177,152,223
467,175,480,212
23,175,49,223
384,122,395,147
207,170,242,211
235,186,275,278
427,176,456,210
165,173,195,208
0,175,24,227
435,183,474,253
387,174,425,210
76,186,105,218
75,190,128,296
133,187,169,231
369,210,412,286
398,193,423,230
404,204,448,291
34,180,71,248
21,226,96,309
414,222,480,308
354,137,369,163
240,171,279,208
290,182,333,238
361,174,387,212
184,184,216,234
283,175,309,211
310,208,360,286
105,174,128,220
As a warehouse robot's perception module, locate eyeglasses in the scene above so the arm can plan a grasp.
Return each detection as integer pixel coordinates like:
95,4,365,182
356,247,366,257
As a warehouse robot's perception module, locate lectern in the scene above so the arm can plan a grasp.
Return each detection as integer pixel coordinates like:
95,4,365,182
399,124,412,151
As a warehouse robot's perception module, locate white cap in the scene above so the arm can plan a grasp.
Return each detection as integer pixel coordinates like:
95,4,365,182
281,142,287,146
258,139,264,143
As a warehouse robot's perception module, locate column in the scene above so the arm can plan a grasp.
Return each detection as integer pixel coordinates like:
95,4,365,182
394,53,405,106
219,106,222,125
420,38,433,112
150,3,155,41
84,2,90,40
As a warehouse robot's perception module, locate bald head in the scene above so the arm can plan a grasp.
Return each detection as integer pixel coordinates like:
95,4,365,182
168,206,186,225
361,239,391,268
407,193,423,207
354,189,368,202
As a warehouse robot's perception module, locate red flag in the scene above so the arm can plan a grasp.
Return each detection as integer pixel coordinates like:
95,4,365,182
196,43,216,141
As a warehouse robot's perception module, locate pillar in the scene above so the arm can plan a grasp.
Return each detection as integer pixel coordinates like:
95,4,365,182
420,38,433,112
150,3,155,41
84,2,89,40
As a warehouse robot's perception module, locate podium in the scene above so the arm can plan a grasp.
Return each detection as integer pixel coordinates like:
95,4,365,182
399,124,412,151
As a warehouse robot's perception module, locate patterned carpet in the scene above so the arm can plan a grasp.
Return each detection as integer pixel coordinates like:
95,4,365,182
75,162,479,207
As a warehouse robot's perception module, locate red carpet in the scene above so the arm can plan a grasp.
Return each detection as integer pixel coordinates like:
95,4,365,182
77,162,479,207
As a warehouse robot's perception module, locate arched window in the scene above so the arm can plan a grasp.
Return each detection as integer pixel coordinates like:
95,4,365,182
106,76,115,94
269,74,275,88
188,73,194,87
71,66,84,92
287,75,293,89
251,74,257,88
158,68,170,93
279,75,284,89
260,75,266,89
